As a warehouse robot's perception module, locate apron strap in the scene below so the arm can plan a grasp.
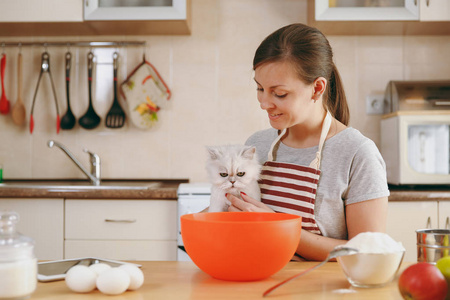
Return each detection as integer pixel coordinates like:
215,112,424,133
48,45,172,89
309,111,332,169
267,111,333,170
268,128,287,161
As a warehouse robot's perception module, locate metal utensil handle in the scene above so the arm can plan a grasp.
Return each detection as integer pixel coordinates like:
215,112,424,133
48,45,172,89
65,52,71,104
87,52,94,107
17,53,22,100
105,219,136,223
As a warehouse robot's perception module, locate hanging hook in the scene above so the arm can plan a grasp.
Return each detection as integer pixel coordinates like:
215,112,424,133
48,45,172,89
18,42,22,54
1,42,5,55
44,43,48,53
67,43,71,53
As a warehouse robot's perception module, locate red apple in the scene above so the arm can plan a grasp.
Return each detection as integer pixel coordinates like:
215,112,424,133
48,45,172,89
398,262,448,300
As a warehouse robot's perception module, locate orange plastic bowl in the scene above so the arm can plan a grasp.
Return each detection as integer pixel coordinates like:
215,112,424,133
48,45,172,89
180,212,302,281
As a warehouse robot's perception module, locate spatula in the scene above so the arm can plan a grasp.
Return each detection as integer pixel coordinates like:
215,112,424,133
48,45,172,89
262,246,359,297
105,52,125,128
11,53,26,125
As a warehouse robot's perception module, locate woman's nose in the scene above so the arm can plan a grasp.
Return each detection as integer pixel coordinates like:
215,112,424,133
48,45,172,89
258,94,274,110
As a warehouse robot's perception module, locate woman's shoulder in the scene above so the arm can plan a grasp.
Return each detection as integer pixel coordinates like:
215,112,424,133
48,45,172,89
332,127,376,148
245,128,278,146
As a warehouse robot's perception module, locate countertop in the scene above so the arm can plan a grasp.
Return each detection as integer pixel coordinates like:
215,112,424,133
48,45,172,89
32,261,406,299
388,185,450,202
0,179,188,200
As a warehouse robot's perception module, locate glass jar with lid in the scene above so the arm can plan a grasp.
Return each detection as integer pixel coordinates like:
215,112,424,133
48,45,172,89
0,211,37,300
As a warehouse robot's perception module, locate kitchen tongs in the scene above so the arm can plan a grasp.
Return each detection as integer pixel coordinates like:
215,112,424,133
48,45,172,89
30,51,60,134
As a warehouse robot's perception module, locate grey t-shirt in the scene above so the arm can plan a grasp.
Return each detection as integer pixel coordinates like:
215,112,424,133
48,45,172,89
246,127,390,240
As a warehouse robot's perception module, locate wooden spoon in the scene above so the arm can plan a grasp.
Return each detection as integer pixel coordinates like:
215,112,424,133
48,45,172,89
11,53,26,125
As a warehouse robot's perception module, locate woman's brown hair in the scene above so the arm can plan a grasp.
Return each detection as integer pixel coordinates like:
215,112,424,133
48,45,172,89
253,23,349,125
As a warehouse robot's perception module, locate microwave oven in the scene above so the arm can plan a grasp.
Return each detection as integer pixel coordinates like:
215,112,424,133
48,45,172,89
381,111,450,185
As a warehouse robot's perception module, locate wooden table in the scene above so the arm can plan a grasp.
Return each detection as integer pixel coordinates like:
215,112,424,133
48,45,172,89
32,261,405,299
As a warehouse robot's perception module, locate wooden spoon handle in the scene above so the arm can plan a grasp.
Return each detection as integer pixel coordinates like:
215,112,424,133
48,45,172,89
17,53,22,103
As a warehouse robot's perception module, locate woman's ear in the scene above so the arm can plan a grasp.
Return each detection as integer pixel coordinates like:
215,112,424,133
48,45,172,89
312,77,327,100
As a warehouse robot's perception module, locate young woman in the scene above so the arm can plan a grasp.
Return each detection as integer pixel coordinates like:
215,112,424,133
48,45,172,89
226,23,389,261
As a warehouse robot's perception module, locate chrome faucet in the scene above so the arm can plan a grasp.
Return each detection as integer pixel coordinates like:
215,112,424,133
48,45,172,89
47,140,101,186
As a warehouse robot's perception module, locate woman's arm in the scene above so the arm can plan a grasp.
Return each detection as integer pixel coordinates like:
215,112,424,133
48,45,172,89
228,194,388,261
297,197,388,260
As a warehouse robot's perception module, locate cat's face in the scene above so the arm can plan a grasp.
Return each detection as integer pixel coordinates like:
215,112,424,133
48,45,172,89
206,145,261,192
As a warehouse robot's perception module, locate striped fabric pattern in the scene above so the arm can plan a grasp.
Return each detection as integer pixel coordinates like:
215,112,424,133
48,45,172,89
260,161,322,235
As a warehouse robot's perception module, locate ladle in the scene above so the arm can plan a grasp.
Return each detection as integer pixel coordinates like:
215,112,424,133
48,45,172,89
60,52,76,130
79,52,100,130
11,53,26,125
262,246,359,297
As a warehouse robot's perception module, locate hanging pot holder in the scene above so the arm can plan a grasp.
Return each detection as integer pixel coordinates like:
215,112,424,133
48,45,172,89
120,59,171,129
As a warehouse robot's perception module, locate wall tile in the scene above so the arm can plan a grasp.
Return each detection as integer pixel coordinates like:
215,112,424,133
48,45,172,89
1,0,450,183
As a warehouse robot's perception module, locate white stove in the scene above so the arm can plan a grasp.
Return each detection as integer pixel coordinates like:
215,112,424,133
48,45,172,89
177,183,211,261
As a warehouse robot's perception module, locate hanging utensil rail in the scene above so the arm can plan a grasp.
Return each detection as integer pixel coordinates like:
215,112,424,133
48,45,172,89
0,41,146,48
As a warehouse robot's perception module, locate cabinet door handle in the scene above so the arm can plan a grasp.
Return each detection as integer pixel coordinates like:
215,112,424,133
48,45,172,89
426,216,432,228
104,219,137,223
446,217,450,229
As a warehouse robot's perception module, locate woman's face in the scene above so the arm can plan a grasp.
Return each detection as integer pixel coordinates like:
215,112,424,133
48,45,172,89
254,60,316,130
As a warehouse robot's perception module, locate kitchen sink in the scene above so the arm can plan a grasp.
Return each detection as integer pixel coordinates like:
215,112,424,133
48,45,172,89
0,179,162,190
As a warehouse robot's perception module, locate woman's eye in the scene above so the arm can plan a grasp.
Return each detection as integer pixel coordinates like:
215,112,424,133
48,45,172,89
275,93,287,98
220,173,228,177
256,87,263,92
236,172,245,177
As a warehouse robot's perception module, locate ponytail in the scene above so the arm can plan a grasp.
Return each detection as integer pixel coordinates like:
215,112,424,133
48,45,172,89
326,63,349,125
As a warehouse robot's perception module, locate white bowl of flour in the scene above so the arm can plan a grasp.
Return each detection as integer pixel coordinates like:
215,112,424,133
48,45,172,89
336,232,405,288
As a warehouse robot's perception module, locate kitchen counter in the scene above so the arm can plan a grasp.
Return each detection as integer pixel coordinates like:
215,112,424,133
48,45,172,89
32,261,405,299
0,179,188,199
389,185,450,202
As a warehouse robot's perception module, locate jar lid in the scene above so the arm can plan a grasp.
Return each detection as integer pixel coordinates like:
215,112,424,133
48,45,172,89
0,211,34,259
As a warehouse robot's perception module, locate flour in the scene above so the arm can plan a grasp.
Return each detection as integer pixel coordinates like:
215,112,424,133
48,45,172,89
337,232,405,287
344,232,405,253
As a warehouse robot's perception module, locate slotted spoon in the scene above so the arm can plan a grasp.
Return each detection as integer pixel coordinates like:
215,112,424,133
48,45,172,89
105,52,125,128
263,246,359,297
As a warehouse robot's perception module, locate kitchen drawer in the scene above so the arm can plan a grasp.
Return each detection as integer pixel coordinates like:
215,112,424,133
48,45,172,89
65,240,177,261
65,199,177,240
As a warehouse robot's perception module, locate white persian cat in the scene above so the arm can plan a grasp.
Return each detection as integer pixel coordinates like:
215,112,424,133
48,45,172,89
206,145,262,212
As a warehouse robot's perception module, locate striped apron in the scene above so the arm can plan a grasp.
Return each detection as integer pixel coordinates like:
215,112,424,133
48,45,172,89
259,111,332,235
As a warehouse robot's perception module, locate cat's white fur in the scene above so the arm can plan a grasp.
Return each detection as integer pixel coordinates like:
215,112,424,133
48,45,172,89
206,145,261,212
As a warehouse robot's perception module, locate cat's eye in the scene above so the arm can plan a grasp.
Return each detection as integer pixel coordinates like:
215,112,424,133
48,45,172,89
237,172,245,177
220,173,228,177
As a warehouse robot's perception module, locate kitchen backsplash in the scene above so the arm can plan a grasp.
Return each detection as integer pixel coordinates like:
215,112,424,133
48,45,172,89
0,0,450,182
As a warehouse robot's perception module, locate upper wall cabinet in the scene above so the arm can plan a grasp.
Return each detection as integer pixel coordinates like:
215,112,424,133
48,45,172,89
315,0,419,21
84,0,187,21
308,0,450,35
0,0,191,36
0,0,83,22
315,0,450,22
420,0,450,21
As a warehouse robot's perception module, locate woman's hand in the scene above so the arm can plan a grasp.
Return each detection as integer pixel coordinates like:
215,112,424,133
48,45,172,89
227,193,275,213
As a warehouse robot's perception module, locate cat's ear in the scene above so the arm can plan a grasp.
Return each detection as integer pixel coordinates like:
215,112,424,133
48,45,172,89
206,146,220,160
241,146,256,160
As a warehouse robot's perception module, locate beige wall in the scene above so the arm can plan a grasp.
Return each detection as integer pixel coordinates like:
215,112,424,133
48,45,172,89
0,0,449,182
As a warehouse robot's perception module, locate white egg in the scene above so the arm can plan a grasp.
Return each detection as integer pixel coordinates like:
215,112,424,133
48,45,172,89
89,263,112,276
119,264,144,290
96,267,131,295
65,265,97,293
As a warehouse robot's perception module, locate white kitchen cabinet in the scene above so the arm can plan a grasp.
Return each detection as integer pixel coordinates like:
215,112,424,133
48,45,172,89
84,0,187,21
386,201,438,263
315,0,450,21
0,198,64,260
420,0,450,21
0,0,82,22
64,199,177,261
315,0,420,21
